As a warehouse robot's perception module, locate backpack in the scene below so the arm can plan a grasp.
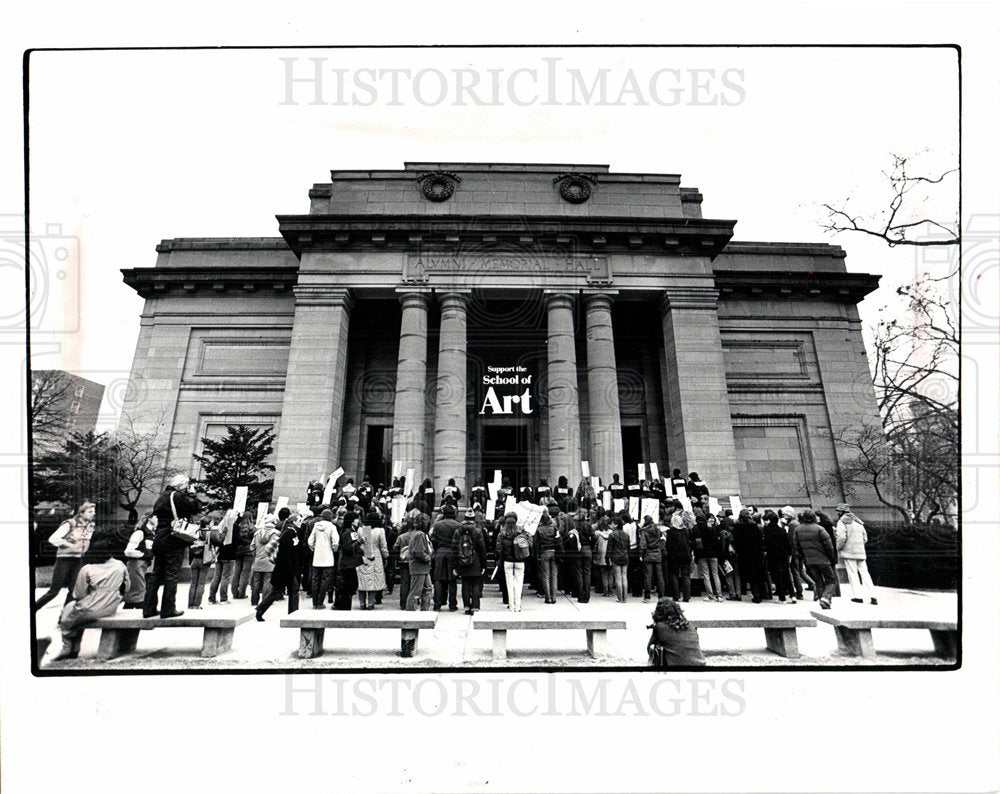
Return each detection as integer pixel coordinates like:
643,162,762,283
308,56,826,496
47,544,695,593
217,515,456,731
409,531,431,563
513,531,531,561
458,527,476,567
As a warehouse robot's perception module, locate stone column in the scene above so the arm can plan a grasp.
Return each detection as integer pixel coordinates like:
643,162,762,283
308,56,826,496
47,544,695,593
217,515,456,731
433,291,469,498
659,286,741,496
583,292,624,484
273,286,354,499
391,291,430,485
545,292,582,483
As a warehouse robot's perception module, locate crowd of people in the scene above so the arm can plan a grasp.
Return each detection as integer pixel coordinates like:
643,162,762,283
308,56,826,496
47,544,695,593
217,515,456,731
35,468,878,663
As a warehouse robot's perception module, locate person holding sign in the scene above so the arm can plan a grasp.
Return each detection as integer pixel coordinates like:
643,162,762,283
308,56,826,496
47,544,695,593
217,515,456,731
686,472,710,501
670,469,687,497
535,477,552,505
469,478,488,511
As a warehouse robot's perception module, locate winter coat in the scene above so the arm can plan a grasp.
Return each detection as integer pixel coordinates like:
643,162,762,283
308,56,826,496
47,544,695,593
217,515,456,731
307,520,339,568
251,525,279,573
337,526,365,571
430,518,462,580
794,520,836,566
594,527,611,566
695,522,721,560
762,520,792,562
407,530,432,575
268,523,301,588
648,621,706,667
836,517,868,560
357,525,389,591
665,525,692,566
534,522,561,553
235,517,255,557
731,520,765,578
606,528,630,566
151,488,203,554
638,523,662,562
452,521,488,577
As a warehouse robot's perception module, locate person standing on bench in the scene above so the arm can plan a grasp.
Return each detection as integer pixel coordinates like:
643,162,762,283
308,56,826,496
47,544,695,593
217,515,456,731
144,475,203,619
454,508,488,615
793,510,838,610
835,505,878,605
52,535,129,661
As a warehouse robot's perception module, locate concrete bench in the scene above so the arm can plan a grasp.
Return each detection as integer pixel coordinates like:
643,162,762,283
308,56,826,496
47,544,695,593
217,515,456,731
91,611,254,660
687,616,817,659
280,611,438,659
472,614,627,661
811,610,958,659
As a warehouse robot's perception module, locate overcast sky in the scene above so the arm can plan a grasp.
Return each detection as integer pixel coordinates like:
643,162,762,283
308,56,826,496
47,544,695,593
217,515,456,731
25,46,959,429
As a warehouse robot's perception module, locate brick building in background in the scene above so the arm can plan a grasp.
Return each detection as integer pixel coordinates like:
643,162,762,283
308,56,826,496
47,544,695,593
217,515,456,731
118,163,887,516
31,370,105,454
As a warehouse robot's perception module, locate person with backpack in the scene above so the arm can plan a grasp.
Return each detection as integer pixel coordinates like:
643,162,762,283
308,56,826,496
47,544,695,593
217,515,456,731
121,512,156,609
638,515,665,602
453,508,488,614
405,520,433,612
496,512,529,612
534,509,561,604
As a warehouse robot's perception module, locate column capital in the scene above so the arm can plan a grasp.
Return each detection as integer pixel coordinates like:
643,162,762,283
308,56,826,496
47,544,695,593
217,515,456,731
582,290,619,311
658,285,720,313
436,290,472,311
292,285,355,310
396,289,432,310
543,290,576,310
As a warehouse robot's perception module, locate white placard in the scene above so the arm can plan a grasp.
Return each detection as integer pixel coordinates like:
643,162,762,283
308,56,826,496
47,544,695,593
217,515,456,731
275,496,289,514
638,463,646,482
581,460,590,478
613,498,626,514
674,484,688,499
649,462,660,482
504,494,516,513
729,495,743,514
493,469,503,487
628,497,640,520
485,501,496,522
602,491,612,511
391,460,402,479
232,486,248,515
708,496,722,515
488,482,499,503
678,495,693,513
322,478,336,505
390,495,407,526
510,501,545,535
404,468,414,496
296,502,308,516
590,475,600,494
640,498,659,522
255,502,269,525
329,467,344,485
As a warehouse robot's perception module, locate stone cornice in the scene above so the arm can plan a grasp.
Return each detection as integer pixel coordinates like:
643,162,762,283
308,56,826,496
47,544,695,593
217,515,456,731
277,213,736,259
121,265,298,298
291,285,355,310
714,269,881,302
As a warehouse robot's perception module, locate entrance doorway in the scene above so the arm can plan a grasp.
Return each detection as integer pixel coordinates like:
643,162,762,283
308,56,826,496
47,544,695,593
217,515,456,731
481,423,530,490
364,424,392,489
621,425,643,482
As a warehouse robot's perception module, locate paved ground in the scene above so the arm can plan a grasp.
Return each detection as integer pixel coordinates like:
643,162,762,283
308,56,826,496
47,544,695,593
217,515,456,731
34,582,958,671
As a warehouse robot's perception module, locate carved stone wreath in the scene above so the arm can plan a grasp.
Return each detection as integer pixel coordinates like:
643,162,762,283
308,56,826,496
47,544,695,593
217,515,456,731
554,173,595,204
417,171,461,202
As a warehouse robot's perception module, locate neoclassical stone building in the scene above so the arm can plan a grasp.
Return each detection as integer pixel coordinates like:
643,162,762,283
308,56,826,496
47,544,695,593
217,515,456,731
120,163,885,513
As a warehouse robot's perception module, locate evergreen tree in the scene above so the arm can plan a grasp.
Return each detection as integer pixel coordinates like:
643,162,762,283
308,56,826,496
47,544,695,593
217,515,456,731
192,425,276,510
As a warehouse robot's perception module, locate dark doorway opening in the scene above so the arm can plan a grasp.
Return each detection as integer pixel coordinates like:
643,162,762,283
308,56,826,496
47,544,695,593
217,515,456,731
481,424,529,491
364,425,392,489
621,425,643,482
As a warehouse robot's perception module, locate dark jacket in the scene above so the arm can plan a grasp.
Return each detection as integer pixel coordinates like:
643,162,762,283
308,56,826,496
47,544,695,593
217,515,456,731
407,530,432,575
732,520,765,578
576,514,595,553
695,522,721,559
338,525,365,570
665,525,692,565
534,522,561,553
794,520,836,566
762,520,792,561
648,622,706,667
606,528,630,566
151,487,203,554
495,527,525,563
430,518,462,580
452,521,488,577
638,523,662,562
269,522,301,587
235,516,255,557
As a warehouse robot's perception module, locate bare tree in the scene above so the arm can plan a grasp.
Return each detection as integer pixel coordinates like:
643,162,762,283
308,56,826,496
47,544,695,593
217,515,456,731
30,369,73,449
821,153,958,252
115,415,169,523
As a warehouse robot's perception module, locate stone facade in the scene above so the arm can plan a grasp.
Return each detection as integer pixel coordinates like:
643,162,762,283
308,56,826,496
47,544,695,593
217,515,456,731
119,163,885,514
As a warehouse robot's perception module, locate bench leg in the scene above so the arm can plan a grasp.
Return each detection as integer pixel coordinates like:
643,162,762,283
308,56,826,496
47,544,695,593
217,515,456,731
202,628,235,658
586,629,607,658
97,628,140,661
492,630,508,661
834,626,876,659
401,628,420,656
764,627,800,659
929,630,958,658
299,628,325,659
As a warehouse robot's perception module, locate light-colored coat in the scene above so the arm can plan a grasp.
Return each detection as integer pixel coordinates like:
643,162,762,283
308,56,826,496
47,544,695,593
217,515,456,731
836,515,868,560
308,520,340,568
357,524,389,591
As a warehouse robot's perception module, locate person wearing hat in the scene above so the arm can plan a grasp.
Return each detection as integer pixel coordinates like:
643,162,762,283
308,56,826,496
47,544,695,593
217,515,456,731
430,503,462,611
453,508,488,614
35,501,96,611
836,507,878,605
307,509,339,609
143,474,203,619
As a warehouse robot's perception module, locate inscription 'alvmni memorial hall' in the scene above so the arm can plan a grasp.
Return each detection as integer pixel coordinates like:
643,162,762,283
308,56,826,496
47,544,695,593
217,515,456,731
119,163,885,514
